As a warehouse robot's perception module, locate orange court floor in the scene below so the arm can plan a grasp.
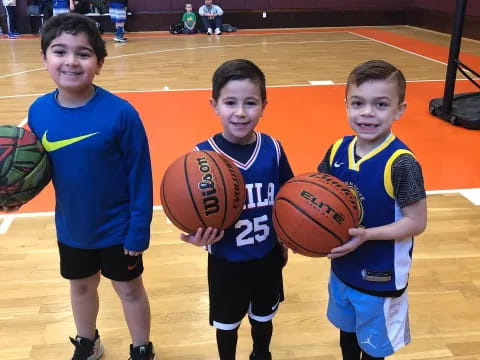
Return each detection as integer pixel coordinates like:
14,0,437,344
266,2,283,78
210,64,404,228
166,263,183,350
0,25,480,360
19,80,480,213
1,26,479,214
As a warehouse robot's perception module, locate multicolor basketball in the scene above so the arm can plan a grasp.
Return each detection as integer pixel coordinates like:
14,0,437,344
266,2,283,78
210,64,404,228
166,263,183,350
0,125,51,208
273,172,362,257
160,150,246,234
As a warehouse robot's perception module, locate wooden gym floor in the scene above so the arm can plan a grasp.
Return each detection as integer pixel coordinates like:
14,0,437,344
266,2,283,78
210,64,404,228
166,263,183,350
0,26,479,359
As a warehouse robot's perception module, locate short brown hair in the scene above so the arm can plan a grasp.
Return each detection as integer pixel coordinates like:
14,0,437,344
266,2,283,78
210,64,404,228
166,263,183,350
41,12,107,61
346,60,406,103
212,59,266,103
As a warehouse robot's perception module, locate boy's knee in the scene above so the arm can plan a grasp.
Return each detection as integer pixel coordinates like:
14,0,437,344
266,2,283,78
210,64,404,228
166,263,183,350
113,280,146,302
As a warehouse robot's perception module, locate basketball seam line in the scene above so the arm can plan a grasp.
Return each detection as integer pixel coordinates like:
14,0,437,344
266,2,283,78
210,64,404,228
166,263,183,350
203,151,228,229
273,205,328,255
185,152,208,229
286,178,358,225
275,196,345,247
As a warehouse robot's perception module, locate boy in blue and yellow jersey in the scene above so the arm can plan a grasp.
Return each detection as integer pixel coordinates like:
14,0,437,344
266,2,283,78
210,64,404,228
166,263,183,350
28,13,155,360
181,59,294,360
317,60,427,360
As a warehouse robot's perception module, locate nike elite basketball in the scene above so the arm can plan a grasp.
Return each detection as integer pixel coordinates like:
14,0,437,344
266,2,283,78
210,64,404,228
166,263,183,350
160,150,246,234
273,172,362,257
0,126,51,207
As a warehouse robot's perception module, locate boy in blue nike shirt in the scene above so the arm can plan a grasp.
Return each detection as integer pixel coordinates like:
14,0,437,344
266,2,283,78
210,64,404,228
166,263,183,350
181,59,294,360
317,60,427,360
28,13,155,360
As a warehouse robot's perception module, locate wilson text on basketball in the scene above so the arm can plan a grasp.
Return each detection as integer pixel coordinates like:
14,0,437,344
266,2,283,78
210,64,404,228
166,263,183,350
196,156,220,216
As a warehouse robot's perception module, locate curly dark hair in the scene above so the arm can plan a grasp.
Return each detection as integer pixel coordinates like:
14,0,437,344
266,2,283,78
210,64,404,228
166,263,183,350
41,12,107,61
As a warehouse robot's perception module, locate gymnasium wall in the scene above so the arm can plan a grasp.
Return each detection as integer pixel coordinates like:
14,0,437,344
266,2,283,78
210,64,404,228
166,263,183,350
2,0,480,40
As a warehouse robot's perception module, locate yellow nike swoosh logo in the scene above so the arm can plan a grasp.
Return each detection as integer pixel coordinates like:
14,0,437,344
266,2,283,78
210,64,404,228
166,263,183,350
42,130,100,152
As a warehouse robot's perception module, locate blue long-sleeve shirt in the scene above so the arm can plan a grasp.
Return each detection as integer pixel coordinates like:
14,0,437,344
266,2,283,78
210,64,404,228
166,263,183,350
28,86,153,251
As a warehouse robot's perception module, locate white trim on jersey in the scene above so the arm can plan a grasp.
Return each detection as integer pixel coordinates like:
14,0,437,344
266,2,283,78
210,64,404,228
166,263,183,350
393,202,412,289
271,137,281,167
207,131,262,171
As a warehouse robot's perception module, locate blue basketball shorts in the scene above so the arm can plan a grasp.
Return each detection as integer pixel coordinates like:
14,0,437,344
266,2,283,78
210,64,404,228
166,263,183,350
327,271,411,357
109,2,127,23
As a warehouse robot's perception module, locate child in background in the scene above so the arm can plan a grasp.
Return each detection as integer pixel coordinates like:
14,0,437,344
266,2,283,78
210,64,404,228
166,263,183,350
52,0,74,16
28,13,156,360
317,59,427,360
182,3,197,34
181,59,294,360
108,0,128,42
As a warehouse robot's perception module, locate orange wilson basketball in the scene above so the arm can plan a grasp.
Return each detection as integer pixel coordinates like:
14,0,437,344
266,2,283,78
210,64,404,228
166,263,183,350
273,172,362,257
160,150,246,234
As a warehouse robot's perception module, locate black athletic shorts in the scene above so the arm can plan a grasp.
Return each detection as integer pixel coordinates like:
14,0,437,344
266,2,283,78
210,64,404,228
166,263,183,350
208,244,284,330
58,242,144,281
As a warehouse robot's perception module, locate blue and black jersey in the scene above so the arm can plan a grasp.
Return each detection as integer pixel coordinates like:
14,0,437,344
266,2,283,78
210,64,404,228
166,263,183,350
195,132,293,263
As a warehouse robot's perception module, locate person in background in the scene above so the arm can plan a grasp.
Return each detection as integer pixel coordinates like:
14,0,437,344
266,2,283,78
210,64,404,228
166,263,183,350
182,3,197,34
2,0,19,38
52,0,74,16
108,0,128,43
198,0,223,35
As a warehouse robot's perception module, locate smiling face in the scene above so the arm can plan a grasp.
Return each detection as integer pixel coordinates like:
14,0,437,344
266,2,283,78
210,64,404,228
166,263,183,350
346,78,406,150
211,79,267,145
43,31,103,104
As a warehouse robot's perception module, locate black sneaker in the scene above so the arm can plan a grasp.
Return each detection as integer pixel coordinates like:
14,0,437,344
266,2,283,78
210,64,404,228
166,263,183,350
70,329,104,360
129,342,156,360
249,351,272,360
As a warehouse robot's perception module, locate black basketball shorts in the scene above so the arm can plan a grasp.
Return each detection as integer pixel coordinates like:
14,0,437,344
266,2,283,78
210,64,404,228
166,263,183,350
208,244,284,330
58,242,144,281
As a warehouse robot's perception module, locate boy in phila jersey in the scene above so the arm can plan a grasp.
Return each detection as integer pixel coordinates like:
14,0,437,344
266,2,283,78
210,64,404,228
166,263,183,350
317,60,427,360
181,59,294,360
27,13,155,360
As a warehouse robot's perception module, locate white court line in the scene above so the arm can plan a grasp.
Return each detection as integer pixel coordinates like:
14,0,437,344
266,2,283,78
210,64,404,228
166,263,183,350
309,80,335,85
107,38,370,60
348,31,448,66
1,189,478,234
1,78,476,100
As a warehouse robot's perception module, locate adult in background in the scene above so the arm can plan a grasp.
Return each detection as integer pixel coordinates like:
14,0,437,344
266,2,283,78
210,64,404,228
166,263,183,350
198,0,223,35
108,0,128,43
2,0,19,38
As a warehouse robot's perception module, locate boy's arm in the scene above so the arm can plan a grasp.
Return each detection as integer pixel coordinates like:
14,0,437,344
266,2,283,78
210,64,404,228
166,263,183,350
119,106,153,254
328,154,427,258
215,5,224,16
317,145,332,174
279,143,294,186
329,199,426,258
